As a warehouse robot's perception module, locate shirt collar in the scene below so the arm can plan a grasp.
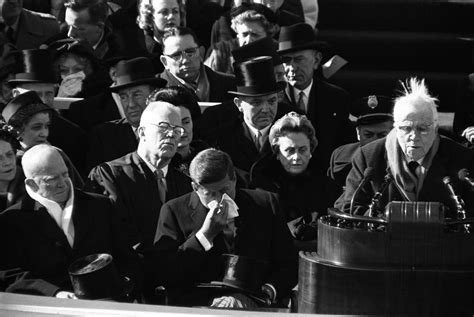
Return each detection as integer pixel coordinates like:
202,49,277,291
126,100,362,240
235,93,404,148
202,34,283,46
293,79,313,98
92,30,105,50
244,121,272,140
26,178,74,221
137,151,169,177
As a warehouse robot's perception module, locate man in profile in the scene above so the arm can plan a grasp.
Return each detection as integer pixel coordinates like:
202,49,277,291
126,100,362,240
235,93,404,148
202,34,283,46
146,148,297,308
335,78,474,217
0,144,141,299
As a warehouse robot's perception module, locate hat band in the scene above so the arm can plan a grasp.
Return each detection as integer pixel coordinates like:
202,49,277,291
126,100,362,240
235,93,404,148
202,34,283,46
115,73,155,87
235,83,280,95
14,72,56,83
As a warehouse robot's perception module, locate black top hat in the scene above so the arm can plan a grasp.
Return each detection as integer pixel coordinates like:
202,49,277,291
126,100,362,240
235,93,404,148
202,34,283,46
2,91,51,124
277,23,328,55
68,253,133,301
109,57,167,92
352,95,394,125
229,56,285,97
8,49,57,85
232,36,282,66
198,254,270,304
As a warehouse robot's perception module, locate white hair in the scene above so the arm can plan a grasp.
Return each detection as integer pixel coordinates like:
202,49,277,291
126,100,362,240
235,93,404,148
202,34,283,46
393,77,439,124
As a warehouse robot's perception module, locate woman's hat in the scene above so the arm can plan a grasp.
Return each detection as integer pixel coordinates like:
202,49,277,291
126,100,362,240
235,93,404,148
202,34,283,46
229,56,285,97
198,254,270,304
110,57,167,92
50,38,98,66
232,36,282,66
277,23,328,55
2,91,51,124
68,253,133,301
8,49,57,85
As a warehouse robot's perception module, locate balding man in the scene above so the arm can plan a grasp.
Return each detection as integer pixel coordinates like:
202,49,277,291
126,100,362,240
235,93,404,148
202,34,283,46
335,78,474,218
88,102,192,252
0,144,141,298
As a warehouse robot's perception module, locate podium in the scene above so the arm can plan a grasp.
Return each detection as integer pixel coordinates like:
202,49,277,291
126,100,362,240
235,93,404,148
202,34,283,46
298,202,474,315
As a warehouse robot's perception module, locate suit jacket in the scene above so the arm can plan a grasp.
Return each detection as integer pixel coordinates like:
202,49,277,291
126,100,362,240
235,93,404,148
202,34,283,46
87,152,192,251
147,189,298,305
283,76,356,170
85,118,137,173
12,9,59,50
328,142,360,189
160,66,236,103
0,189,141,296
67,92,121,132
334,136,474,218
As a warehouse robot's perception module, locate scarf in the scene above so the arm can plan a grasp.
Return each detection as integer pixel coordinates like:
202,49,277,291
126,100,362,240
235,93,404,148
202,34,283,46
385,129,439,201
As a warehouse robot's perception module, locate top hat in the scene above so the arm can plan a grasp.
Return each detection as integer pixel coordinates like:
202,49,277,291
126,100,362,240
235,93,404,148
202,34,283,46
232,36,282,66
277,23,328,55
352,95,393,125
2,91,51,124
68,253,133,301
198,254,270,304
229,56,285,97
110,57,167,92
8,49,57,85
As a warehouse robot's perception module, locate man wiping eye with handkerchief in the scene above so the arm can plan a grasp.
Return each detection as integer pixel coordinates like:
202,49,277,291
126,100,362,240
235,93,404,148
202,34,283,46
148,149,298,309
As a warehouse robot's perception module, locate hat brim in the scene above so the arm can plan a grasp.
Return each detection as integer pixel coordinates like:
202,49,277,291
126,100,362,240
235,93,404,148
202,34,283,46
228,81,286,97
110,78,167,92
8,78,56,85
277,40,329,55
197,281,268,304
76,276,134,302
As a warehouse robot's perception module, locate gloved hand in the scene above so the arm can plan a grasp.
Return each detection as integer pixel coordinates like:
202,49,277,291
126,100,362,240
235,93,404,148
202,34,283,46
57,71,86,97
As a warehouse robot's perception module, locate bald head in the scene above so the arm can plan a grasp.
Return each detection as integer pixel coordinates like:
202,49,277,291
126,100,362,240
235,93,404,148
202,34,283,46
139,101,180,127
23,144,71,204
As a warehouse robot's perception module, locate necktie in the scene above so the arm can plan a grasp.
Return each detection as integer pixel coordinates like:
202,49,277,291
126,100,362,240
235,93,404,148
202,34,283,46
297,91,306,113
254,130,262,151
155,169,167,203
408,161,419,179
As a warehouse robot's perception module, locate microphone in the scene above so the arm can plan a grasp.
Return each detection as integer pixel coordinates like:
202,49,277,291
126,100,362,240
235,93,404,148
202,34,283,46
368,172,392,217
349,167,374,215
458,168,474,187
443,176,470,233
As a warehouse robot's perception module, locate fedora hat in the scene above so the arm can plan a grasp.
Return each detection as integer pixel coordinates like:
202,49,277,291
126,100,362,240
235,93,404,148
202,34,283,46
68,253,133,301
2,91,51,124
352,95,393,125
198,254,270,304
277,23,328,55
110,57,167,92
229,56,285,97
8,49,57,85
232,36,282,66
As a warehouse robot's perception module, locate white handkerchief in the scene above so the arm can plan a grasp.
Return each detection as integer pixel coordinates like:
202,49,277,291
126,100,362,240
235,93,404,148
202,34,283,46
207,193,239,221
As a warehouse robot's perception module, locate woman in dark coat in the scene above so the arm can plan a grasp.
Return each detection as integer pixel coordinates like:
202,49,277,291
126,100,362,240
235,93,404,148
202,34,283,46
250,112,330,249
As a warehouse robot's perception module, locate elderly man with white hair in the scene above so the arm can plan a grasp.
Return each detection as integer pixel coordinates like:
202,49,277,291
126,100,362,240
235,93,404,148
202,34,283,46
0,144,141,298
335,78,474,218
88,101,192,252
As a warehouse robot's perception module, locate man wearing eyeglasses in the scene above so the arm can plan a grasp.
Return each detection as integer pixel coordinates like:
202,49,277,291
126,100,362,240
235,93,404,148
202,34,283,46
159,27,236,103
88,101,192,252
335,78,474,218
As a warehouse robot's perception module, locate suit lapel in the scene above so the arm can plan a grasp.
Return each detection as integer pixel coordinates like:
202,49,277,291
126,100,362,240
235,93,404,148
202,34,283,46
34,205,72,253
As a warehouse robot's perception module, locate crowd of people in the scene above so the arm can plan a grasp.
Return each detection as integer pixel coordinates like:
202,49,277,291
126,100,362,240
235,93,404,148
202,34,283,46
0,0,473,311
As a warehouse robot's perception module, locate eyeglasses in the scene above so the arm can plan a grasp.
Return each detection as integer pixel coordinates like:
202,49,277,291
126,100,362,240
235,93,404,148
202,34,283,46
163,47,199,62
395,123,434,135
148,122,185,137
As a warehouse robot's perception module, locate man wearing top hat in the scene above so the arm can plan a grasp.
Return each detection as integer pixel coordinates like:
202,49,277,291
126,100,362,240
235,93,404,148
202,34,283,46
278,23,355,170
8,49,87,175
84,57,167,173
87,102,192,253
328,95,394,191
159,27,236,104
0,0,60,50
197,36,292,138
0,144,141,299
204,56,286,173
146,148,297,308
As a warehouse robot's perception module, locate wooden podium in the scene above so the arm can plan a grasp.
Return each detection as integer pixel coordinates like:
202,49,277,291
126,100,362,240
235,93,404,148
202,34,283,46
298,202,474,315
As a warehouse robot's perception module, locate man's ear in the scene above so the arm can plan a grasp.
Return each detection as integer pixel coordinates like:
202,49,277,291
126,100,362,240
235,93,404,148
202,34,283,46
160,55,169,70
25,178,39,192
198,46,205,61
137,126,145,140
313,51,322,69
233,97,243,112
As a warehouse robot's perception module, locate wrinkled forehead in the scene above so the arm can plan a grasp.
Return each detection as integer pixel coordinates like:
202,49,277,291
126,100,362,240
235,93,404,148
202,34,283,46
394,101,435,124
143,106,181,126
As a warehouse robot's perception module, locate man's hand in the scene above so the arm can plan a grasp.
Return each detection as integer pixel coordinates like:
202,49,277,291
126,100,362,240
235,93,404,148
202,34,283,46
200,200,228,241
462,126,474,143
55,291,78,299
